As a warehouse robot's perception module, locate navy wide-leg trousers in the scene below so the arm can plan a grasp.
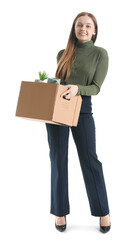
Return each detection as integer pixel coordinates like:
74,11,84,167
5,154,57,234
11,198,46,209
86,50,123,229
45,96,110,217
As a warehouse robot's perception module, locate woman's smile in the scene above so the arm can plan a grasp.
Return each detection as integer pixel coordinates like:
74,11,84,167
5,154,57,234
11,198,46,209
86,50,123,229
79,32,87,36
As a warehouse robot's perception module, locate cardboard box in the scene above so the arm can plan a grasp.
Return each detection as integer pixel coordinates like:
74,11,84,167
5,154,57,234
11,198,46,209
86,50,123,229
15,81,82,126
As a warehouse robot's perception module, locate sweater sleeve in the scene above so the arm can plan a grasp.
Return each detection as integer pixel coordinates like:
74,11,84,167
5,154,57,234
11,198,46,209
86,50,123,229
76,49,109,96
56,49,65,63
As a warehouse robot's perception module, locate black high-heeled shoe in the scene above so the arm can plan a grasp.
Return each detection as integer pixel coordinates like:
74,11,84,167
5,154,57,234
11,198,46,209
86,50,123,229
55,216,66,232
100,217,111,233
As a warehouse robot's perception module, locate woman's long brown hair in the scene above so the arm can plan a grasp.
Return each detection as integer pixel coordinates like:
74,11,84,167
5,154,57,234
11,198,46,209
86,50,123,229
55,12,98,83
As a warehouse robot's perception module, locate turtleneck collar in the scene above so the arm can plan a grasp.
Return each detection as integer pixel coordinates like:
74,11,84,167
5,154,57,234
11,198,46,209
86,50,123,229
76,40,94,48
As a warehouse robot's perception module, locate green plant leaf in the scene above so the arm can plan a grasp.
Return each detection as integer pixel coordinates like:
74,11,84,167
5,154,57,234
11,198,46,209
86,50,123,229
38,71,49,81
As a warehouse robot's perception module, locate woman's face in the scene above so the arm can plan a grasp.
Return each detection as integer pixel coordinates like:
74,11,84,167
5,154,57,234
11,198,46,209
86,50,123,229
74,15,96,43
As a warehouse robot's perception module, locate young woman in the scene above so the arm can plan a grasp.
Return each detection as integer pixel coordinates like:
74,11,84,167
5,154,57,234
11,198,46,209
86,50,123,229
45,12,111,233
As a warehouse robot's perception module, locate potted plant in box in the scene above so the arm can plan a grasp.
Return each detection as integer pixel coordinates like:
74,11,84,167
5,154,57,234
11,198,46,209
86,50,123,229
35,71,49,82
35,71,61,84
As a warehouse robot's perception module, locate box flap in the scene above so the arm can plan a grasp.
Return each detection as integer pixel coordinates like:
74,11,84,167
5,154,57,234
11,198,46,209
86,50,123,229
16,81,58,120
72,96,82,126
52,85,80,126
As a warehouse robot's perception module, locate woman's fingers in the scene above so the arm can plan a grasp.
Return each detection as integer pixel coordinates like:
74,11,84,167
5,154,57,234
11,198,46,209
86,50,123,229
60,89,70,98
60,85,78,100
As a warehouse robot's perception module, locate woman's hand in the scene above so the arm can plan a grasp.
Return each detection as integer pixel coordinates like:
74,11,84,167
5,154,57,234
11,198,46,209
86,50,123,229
60,85,79,100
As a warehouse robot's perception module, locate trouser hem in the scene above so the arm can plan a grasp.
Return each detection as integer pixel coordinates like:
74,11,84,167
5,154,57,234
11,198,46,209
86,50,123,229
50,209,70,217
91,210,110,217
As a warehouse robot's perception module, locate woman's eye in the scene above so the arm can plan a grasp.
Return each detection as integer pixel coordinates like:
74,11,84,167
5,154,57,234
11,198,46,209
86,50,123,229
77,24,91,28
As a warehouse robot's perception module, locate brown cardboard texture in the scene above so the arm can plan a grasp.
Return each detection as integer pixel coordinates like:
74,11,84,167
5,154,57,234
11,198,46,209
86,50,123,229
15,81,82,126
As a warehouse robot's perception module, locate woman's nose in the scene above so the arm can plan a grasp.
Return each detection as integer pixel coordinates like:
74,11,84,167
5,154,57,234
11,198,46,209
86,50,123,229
81,25,86,30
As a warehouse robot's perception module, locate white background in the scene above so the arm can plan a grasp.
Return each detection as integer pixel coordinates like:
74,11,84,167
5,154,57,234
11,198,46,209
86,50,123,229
0,0,129,239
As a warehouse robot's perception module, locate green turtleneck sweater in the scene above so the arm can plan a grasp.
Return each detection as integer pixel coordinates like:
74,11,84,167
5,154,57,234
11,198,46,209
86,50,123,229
56,40,109,96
